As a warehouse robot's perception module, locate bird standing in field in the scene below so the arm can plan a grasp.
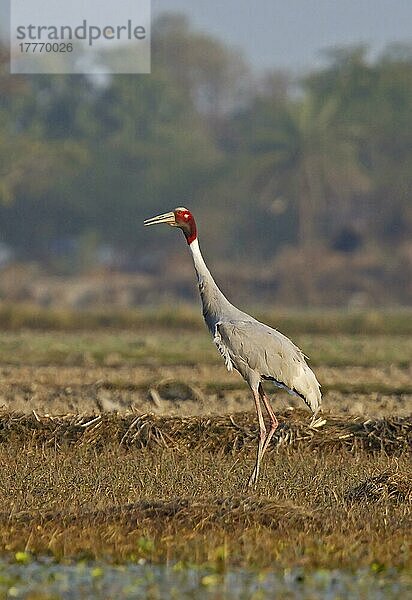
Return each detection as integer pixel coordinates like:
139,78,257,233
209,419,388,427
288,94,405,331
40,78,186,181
144,207,321,486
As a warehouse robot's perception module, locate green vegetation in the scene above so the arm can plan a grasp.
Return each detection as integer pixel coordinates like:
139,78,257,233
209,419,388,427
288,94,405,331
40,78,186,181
0,327,409,368
0,303,411,334
1,19,412,305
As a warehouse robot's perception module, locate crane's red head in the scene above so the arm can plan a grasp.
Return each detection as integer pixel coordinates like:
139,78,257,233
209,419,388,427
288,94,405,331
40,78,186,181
144,207,197,244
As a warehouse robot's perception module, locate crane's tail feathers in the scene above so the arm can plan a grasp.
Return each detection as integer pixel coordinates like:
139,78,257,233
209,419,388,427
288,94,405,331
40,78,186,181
262,373,321,414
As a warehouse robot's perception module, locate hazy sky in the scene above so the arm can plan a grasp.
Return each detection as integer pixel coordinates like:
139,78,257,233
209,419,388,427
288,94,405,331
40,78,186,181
2,1,412,72
154,0,412,72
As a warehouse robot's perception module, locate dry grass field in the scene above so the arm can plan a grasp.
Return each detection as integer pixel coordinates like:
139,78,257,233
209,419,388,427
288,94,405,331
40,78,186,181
0,305,410,575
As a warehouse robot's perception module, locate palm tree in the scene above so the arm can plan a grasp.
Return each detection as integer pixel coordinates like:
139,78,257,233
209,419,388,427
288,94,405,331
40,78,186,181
251,92,370,249
232,87,370,303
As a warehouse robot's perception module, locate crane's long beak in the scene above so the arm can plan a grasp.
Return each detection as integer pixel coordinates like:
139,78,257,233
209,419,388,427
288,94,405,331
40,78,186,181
143,211,176,227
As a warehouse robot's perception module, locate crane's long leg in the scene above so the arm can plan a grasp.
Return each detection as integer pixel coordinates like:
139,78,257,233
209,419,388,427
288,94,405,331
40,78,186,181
247,387,267,488
259,384,279,459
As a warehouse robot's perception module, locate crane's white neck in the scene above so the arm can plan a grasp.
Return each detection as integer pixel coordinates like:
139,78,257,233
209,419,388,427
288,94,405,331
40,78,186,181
188,238,235,331
189,238,210,280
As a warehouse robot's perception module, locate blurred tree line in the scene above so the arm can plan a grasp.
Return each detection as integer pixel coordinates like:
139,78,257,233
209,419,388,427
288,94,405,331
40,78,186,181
0,14,411,305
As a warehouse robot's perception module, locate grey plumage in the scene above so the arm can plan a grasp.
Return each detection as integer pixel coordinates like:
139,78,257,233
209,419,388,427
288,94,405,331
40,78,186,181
215,320,321,412
144,207,322,486
190,236,321,413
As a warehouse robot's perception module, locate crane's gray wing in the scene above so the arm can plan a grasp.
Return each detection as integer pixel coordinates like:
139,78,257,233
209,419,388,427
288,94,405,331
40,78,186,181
215,320,321,413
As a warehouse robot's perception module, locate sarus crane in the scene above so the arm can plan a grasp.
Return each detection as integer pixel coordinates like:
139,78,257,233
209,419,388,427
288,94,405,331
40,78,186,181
144,207,321,486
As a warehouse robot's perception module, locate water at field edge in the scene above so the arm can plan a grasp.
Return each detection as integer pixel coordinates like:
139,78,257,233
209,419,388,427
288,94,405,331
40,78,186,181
0,559,410,599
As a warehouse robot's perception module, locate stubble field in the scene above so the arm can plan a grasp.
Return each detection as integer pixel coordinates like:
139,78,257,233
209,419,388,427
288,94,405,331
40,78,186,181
0,305,410,596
